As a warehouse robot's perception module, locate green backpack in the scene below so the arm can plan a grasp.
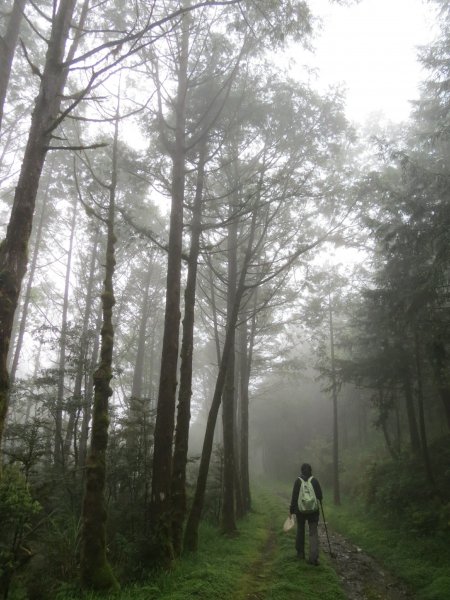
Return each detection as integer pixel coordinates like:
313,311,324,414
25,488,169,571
298,476,319,513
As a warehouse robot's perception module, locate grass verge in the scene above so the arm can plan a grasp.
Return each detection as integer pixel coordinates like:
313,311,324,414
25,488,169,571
326,497,450,600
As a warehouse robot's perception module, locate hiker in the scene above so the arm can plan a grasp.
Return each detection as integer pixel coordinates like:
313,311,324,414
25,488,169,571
289,462,323,565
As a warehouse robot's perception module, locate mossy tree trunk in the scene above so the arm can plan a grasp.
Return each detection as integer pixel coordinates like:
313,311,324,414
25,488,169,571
0,0,78,473
79,110,120,593
171,140,207,557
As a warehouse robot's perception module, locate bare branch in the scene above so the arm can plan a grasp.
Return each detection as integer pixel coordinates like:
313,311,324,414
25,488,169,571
45,142,108,151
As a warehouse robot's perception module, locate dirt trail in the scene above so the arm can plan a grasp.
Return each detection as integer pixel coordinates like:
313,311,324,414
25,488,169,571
319,523,414,600
236,526,278,600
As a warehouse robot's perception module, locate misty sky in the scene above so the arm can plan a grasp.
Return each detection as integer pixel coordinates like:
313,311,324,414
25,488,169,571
296,0,438,123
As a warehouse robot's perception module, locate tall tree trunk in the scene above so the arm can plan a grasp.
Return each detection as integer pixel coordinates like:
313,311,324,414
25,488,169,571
0,0,78,472
402,365,421,454
429,338,450,431
0,0,26,133
54,196,78,468
80,110,119,592
414,330,434,485
392,390,402,453
207,264,222,365
78,302,102,472
377,389,398,460
238,305,254,513
328,293,341,506
221,211,238,535
8,169,51,383
183,287,243,552
131,264,153,401
149,5,189,566
171,141,206,557
63,227,100,460
184,208,258,552
126,261,153,454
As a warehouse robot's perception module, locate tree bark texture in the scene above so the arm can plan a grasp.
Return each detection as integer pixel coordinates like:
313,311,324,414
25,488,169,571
221,212,238,535
238,316,252,513
0,0,26,132
149,5,189,566
183,286,244,552
0,0,78,471
80,114,119,592
171,141,206,557
184,208,258,552
8,169,50,383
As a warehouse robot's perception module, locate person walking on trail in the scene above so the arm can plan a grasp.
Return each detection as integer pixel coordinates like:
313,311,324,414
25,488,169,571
290,462,323,565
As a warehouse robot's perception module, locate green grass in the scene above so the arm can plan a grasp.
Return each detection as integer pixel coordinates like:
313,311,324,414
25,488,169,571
326,496,450,600
265,520,345,600
53,486,347,600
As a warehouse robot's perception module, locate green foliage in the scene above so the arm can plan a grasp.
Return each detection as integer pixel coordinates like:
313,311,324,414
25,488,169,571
0,465,41,598
196,445,223,525
40,515,80,582
361,436,450,536
326,437,450,600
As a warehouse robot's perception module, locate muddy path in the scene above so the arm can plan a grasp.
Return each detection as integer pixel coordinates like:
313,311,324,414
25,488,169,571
319,522,414,600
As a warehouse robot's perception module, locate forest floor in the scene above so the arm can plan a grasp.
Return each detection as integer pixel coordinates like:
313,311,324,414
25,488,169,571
54,486,423,600
230,486,416,600
235,516,414,600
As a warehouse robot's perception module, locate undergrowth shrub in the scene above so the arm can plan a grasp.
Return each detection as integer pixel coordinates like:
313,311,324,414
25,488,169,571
0,465,41,599
362,435,450,536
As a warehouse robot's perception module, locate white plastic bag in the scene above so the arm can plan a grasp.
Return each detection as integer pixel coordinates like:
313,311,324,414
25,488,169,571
283,514,295,532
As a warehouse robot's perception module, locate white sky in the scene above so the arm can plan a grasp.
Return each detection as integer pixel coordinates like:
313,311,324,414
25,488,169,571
293,0,438,124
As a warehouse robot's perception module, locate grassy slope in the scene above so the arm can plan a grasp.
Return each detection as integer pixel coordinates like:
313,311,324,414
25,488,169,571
56,486,346,600
326,496,450,600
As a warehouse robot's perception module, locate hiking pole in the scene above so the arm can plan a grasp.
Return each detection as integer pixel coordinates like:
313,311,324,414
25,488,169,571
319,500,335,558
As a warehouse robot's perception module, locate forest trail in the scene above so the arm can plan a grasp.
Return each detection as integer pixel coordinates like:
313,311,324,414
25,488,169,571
319,524,414,600
233,498,414,600
236,526,278,600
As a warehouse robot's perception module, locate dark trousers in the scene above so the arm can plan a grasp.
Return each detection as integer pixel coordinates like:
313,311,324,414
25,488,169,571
296,512,319,561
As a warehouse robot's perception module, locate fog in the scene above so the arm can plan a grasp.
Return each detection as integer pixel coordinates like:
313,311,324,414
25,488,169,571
0,1,448,596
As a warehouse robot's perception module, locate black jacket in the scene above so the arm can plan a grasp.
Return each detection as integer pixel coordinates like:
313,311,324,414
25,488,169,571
290,475,323,515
